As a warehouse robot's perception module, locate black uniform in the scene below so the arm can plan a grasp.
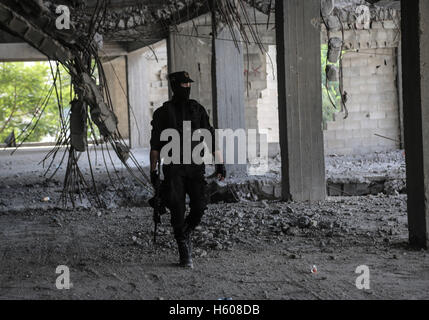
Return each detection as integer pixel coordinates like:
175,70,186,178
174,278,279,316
150,71,225,269
150,98,216,242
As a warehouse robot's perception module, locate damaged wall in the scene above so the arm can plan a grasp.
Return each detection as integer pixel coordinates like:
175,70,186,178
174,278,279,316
324,47,400,155
243,2,402,157
236,1,403,157
95,0,403,158
321,1,402,156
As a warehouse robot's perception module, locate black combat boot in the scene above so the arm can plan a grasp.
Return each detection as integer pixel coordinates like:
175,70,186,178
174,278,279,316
177,240,193,269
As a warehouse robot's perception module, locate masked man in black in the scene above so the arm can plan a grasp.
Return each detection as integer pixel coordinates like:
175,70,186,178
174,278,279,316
150,71,226,269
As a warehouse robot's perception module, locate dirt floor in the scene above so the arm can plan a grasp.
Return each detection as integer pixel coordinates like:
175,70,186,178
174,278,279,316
1,192,428,300
0,148,428,300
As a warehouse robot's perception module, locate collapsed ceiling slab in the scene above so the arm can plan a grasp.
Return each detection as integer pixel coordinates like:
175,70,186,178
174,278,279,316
1,0,398,56
43,0,275,51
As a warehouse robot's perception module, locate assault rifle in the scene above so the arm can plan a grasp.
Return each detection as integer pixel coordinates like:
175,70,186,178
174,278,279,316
149,163,166,245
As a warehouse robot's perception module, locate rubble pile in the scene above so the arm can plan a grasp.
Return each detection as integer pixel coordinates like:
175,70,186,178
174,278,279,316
0,150,407,213
136,194,407,257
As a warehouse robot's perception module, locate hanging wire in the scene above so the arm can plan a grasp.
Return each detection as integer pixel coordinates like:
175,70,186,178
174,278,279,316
1,0,278,208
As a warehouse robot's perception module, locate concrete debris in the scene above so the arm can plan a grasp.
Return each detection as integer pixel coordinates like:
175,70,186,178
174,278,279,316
326,16,342,31
355,5,371,29
322,0,401,34
285,227,300,236
0,149,407,213
0,172,424,299
326,64,339,81
330,0,400,22
328,37,343,63
321,0,335,17
298,216,311,229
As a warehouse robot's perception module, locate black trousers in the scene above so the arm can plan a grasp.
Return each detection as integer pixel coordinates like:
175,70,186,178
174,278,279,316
162,164,207,241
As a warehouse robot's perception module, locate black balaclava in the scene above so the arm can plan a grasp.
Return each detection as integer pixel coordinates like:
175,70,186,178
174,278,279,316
172,82,191,103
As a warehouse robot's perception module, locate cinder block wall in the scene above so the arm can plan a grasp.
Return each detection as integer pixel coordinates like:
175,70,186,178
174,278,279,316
324,48,400,155
247,19,402,156
131,12,402,157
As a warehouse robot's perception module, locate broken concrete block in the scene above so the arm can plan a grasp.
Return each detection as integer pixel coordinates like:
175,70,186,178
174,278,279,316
355,5,371,30
321,0,335,17
274,184,282,199
328,37,343,63
327,183,343,196
82,73,119,137
286,227,299,236
298,216,311,228
326,64,339,82
260,182,274,197
327,16,341,31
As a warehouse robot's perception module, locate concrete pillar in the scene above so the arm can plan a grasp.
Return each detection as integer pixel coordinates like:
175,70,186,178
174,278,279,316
275,0,326,202
213,27,247,175
102,56,130,140
401,0,429,249
168,16,247,175
167,17,213,119
127,49,151,148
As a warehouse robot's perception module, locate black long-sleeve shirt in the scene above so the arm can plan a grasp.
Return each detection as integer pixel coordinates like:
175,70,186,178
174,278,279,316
150,99,216,162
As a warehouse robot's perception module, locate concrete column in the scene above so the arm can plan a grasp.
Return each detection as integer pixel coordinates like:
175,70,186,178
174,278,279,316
213,27,247,175
401,0,429,249
127,49,151,148
167,17,213,119
168,16,247,175
275,0,326,202
102,56,130,140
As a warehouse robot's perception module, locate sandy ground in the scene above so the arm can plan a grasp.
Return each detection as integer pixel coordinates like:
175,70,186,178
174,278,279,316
1,147,427,300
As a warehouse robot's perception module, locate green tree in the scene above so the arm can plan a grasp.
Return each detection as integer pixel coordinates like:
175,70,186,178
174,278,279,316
0,62,72,143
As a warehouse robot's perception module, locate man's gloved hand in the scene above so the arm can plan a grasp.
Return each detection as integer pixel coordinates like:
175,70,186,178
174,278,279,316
215,164,226,181
150,170,160,186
